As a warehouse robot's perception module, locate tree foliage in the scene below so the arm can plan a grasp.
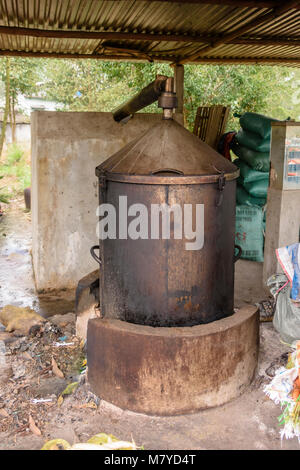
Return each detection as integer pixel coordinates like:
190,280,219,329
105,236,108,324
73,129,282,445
0,58,41,144
38,59,299,130
0,57,300,134
183,64,297,130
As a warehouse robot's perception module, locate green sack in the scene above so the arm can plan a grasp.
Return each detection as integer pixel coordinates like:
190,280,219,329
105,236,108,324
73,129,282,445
239,112,279,139
236,128,270,153
236,184,267,207
234,159,269,184
235,205,265,262
231,141,270,172
243,178,269,198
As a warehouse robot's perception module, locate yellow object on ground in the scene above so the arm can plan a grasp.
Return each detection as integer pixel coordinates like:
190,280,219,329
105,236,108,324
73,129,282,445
41,433,138,450
41,439,72,450
87,433,119,445
57,381,79,406
0,305,45,335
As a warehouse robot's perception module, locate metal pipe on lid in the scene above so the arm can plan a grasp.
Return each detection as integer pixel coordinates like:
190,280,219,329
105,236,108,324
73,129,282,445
112,75,178,123
158,77,178,120
112,75,169,123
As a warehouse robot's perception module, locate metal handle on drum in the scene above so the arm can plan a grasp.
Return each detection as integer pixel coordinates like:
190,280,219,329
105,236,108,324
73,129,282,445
151,168,184,176
90,245,101,265
234,245,242,263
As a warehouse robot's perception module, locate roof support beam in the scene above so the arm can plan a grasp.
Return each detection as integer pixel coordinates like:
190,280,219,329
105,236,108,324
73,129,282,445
188,56,300,64
231,37,300,46
2,25,300,49
0,49,299,66
176,0,300,64
124,0,299,8
0,25,216,43
0,49,172,62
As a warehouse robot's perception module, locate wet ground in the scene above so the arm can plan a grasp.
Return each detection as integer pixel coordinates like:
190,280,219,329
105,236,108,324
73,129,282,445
0,198,299,450
0,198,75,317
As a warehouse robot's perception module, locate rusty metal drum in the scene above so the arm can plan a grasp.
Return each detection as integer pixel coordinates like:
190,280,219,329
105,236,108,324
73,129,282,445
94,118,239,327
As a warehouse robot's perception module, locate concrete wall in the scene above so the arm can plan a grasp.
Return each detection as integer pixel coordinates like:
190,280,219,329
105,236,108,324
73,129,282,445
263,123,300,283
31,111,183,291
0,122,31,149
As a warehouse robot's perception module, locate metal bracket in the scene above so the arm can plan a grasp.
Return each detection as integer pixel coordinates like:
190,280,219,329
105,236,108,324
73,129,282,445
99,173,107,191
216,172,226,207
99,174,107,189
98,174,107,205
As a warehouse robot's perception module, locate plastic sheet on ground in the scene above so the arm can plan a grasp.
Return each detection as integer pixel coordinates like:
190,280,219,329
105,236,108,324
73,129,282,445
268,273,300,345
276,243,300,303
264,341,300,443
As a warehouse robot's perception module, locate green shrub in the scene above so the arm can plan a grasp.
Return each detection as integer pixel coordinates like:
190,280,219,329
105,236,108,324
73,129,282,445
0,190,9,204
0,176,9,203
16,160,31,189
0,144,31,199
6,143,24,165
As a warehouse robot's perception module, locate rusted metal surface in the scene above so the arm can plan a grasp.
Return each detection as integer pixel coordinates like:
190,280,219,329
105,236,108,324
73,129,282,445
158,77,178,120
87,307,259,415
75,270,100,340
96,117,239,327
99,180,237,326
75,269,99,310
96,118,239,184
1,1,300,65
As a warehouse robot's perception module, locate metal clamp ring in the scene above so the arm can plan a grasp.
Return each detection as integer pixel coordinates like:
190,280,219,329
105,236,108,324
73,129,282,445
234,244,242,263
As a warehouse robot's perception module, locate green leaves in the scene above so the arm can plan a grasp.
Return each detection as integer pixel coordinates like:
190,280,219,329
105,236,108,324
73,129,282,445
183,64,296,131
0,57,299,134
0,57,41,103
0,170,9,203
0,193,9,204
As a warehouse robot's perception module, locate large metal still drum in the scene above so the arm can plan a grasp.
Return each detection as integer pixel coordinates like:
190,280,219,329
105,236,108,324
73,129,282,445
93,118,239,327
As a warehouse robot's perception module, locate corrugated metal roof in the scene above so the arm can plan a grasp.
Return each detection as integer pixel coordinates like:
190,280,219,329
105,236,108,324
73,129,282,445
0,0,300,66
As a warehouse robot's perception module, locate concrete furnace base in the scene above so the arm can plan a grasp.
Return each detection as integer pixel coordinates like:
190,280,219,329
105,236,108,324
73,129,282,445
87,305,259,416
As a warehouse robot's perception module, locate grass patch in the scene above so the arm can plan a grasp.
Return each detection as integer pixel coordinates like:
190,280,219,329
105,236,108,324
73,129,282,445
0,144,31,201
6,143,24,164
0,176,10,203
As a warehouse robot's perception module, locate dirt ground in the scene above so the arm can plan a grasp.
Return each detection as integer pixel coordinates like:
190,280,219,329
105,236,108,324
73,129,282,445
0,198,299,450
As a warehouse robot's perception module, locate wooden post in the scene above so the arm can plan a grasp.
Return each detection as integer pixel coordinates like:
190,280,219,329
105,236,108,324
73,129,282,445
173,64,184,115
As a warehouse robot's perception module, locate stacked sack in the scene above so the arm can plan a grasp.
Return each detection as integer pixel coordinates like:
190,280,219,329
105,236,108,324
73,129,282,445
231,112,279,262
